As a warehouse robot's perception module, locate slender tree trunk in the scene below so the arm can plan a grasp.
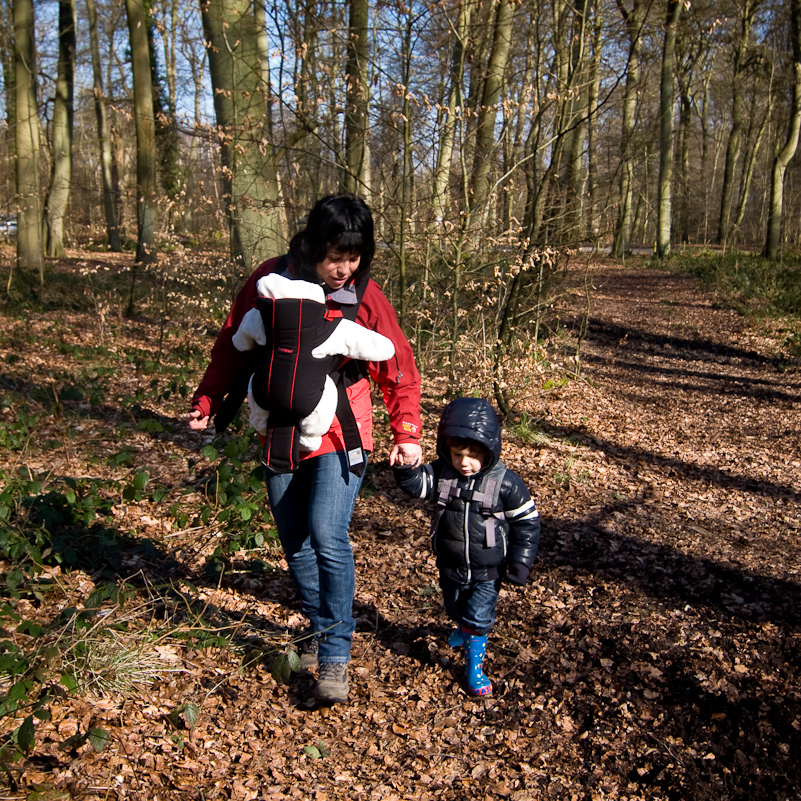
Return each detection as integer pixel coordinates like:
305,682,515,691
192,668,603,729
1,0,17,217
432,0,473,227
13,0,43,283
676,76,691,244
562,0,588,243
585,2,603,239
764,0,801,259
44,0,76,259
154,0,181,211
699,66,711,243
717,0,757,247
397,6,414,331
734,88,771,239
290,0,321,219
344,0,370,195
613,0,644,257
470,0,514,217
125,0,158,271
656,0,682,259
85,0,120,250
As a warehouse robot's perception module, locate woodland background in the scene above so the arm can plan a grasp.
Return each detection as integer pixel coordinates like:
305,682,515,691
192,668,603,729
3,0,801,287
1,0,801,798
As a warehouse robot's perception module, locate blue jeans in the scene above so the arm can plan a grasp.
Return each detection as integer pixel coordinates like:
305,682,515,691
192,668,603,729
265,450,364,663
440,576,502,637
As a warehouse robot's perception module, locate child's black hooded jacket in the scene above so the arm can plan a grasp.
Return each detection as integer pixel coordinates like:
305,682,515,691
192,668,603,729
394,398,540,585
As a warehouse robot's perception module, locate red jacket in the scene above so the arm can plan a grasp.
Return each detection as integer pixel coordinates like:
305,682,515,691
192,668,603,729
191,256,422,457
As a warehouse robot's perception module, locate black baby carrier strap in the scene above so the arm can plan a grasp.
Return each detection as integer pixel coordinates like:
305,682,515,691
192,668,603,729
257,276,370,475
429,461,507,546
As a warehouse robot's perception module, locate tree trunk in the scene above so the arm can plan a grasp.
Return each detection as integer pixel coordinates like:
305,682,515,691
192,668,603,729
612,0,644,257
734,88,771,239
85,0,121,251
13,0,43,283
397,6,414,331
125,0,158,269
585,2,603,240
470,0,514,216
344,0,370,195
656,0,682,259
432,0,473,227
153,0,181,204
201,0,284,273
676,63,692,245
764,0,801,259
717,0,757,247
562,0,588,243
1,0,16,214
44,0,76,259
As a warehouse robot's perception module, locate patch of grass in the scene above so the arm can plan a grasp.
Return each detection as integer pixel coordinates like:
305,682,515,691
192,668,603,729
510,413,551,445
661,249,801,318
553,454,591,487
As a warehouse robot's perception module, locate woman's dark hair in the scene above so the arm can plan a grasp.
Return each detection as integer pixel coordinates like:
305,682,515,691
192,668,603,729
289,194,376,285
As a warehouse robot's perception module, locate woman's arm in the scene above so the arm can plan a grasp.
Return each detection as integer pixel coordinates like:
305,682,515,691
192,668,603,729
357,281,423,461
189,256,283,426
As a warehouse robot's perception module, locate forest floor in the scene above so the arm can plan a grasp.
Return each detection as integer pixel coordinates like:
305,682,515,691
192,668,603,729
0,250,800,800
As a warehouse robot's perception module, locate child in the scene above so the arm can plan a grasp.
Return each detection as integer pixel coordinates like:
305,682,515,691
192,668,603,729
393,397,540,696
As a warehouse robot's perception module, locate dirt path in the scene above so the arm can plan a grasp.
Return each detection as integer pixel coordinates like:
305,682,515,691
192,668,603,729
5,260,801,800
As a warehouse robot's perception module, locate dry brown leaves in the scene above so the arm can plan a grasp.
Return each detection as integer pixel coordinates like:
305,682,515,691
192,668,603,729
1,257,800,800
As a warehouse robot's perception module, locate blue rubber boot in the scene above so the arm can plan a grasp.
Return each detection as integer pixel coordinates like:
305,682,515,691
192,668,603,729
464,632,492,696
447,627,466,648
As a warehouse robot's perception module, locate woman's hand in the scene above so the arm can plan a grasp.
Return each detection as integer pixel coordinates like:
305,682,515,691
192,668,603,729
390,442,422,468
187,409,210,431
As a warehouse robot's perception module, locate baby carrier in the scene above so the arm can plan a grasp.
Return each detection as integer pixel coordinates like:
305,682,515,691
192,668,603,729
214,256,370,475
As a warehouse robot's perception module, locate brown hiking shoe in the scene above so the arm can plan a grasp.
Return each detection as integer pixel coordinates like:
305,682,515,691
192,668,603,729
315,662,349,704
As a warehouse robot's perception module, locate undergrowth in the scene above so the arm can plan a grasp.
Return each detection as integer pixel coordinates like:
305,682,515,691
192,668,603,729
661,249,801,319
0,256,300,772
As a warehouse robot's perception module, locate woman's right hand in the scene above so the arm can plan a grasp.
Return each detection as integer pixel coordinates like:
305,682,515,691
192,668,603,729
187,409,210,431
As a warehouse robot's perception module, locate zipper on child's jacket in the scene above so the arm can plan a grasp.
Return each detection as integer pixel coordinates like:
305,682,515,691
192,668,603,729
462,476,475,584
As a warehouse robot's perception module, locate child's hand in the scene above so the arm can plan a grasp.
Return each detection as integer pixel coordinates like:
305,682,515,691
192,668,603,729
505,563,529,586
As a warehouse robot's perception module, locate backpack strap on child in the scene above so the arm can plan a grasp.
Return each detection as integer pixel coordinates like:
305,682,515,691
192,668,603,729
428,472,462,538
470,462,507,547
429,462,507,546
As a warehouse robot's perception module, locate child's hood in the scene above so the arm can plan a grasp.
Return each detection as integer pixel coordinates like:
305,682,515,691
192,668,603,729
436,397,502,473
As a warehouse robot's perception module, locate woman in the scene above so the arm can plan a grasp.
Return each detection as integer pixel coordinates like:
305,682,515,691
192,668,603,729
188,195,423,704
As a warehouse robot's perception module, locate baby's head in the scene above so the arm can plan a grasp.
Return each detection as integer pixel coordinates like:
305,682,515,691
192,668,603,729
446,436,490,477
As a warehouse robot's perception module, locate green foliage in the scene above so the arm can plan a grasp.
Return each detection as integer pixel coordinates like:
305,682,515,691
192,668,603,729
195,434,278,553
167,701,200,731
270,646,302,684
0,409,40,451
303,739,331,760
662,249,801,318
0,255,306,768
542,377,570,391
510,413,550,445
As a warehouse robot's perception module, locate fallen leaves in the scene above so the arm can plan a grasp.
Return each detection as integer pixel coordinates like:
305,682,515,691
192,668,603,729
1,259,800,800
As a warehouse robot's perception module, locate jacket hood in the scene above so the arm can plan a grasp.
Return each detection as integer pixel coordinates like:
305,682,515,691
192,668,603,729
436,397,502,472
